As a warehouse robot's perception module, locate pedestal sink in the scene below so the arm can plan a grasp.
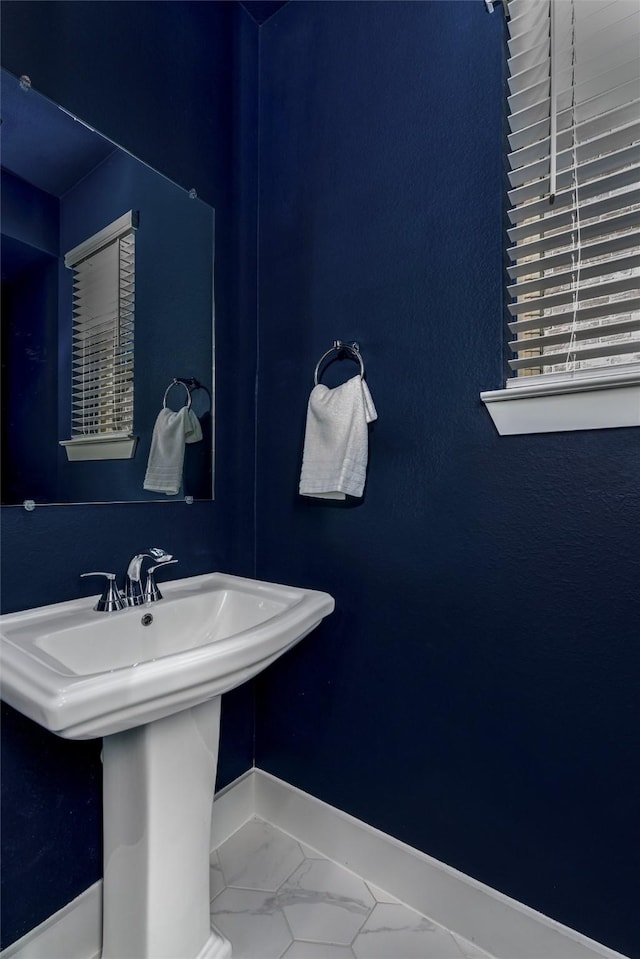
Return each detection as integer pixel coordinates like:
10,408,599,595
0,572,335,959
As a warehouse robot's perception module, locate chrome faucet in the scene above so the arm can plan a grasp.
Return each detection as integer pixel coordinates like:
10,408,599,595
80,572,127,612
144,559,179,603
125,547,174,606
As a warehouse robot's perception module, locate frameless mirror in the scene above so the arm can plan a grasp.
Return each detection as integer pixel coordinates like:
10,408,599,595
1,68,215,506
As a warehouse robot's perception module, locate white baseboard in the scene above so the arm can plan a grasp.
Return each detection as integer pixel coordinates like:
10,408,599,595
210,767,256,849
2,768,629,959
0,881,102,959
250,769,628,959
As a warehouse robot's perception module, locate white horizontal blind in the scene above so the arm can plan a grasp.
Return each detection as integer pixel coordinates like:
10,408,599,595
506,0,640,379
67,220,135,436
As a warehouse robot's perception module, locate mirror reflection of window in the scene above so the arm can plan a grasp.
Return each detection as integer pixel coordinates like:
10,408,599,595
60,212,138,462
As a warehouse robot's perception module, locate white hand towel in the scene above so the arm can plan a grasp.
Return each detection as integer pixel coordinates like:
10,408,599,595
299,374,377,500
143,407,203,495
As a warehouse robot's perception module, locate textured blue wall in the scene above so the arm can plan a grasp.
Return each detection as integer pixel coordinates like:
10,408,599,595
1,168,59,256
253,3,640,957
1,170,60,504
0,1,258,947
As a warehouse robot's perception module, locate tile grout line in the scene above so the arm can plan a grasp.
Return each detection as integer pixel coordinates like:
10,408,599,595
211,817,496,959
253,815,473,944
212,823,374,957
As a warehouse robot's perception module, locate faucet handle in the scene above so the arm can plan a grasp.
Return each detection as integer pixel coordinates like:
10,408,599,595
144,560,178,604
80,572,126,612
148,547,173,563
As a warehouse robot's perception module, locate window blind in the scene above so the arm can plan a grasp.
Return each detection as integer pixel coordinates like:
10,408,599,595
505,0,640,379
65,216,136,437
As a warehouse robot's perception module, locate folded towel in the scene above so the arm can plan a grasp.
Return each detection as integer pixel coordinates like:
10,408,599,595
143,407,202,495
299,374,377,500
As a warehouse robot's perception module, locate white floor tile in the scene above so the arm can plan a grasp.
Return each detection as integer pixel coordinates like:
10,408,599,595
217,818,304,891
210,818,497,959
352,903,466,959
282,943,356,958
210,887,293,959
278,859,375,945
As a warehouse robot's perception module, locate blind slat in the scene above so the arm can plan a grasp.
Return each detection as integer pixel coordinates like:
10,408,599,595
509,114,640,186
508,163,640,226
72,357,134,378
507,229,640,280
73,401,133,416
507,251,639,297
508,208,640,261
509,316,640,353
508,79,640,152
507,274,640,316
508,53,640,135
72,326,134,350
508,142,640,206
508,100,640,176
508,119,640,187
508,337,640,371
508,32,640,100
508,296,640,335
508,187,640,245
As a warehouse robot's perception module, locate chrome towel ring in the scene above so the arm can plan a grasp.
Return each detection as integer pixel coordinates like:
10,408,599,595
163,378,192,409
314,340,365,386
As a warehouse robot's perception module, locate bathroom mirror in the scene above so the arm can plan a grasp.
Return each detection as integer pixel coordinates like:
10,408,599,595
0,68,215,506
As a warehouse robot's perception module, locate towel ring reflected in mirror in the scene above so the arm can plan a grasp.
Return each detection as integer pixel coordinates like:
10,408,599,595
163,378,192,410
314,340,365,386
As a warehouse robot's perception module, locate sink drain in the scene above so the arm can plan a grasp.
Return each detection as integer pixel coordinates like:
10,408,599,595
141,613,154,627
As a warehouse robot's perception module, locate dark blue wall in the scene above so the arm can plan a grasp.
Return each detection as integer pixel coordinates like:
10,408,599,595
0,1,258,947
253,3,639,958
2,257,59,504
1,172,59,504
1,168,59,256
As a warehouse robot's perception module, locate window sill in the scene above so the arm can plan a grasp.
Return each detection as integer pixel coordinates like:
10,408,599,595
480,370,640,435
60,435,138,462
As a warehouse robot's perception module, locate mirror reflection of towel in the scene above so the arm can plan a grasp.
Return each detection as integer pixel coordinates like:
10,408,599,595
299,375,377,500
143,407,202,495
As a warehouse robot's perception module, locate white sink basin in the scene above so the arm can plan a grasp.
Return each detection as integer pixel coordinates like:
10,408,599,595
0,571,335,740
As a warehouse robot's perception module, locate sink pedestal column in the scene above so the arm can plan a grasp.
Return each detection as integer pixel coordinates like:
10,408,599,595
101,697,231,959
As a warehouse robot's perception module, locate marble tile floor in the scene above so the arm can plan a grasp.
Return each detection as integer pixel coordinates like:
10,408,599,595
210,818,496,959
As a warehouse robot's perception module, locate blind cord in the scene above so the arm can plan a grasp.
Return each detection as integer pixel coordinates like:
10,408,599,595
549,0,557,203
565,0,582,371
